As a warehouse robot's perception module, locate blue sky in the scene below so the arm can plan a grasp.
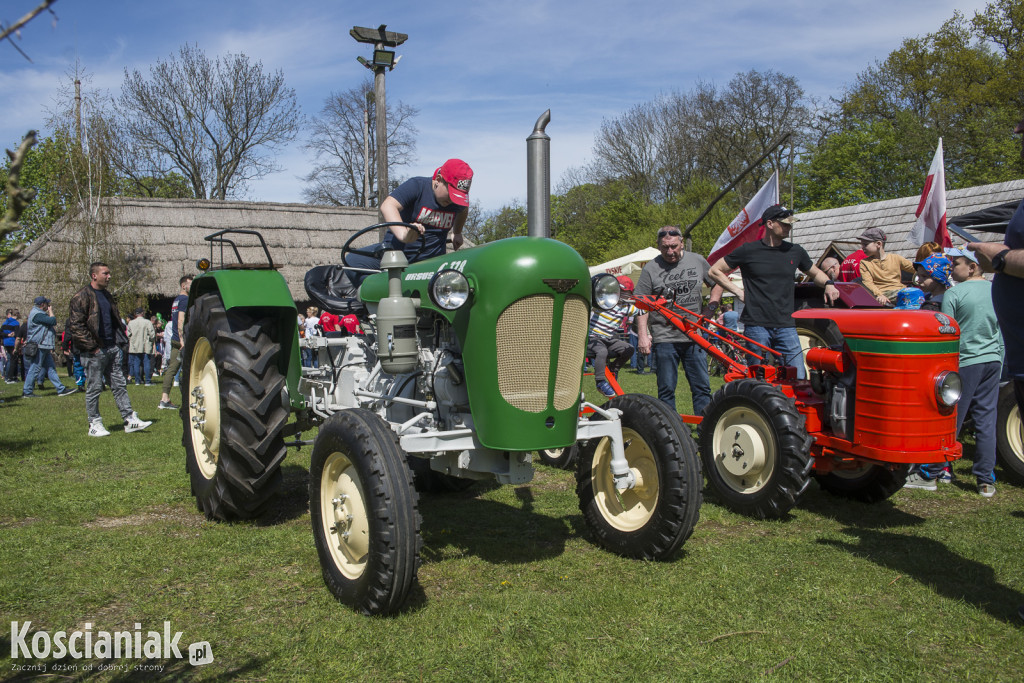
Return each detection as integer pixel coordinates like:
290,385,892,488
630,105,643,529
0,0,993,212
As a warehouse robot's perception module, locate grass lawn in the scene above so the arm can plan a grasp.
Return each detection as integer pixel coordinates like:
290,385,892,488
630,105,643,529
1,372,1023,681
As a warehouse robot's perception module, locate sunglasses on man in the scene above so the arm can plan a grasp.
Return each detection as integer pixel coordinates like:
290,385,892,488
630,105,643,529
657,228,681,238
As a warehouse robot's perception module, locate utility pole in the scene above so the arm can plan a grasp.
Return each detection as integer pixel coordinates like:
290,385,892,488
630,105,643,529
363,92,372,208
351,25,407,221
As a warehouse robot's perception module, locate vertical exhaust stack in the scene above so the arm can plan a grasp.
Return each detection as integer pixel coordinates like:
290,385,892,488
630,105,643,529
527,110,551,238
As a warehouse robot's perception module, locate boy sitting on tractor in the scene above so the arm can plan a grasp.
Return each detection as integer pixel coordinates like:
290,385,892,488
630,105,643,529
588,275,639,397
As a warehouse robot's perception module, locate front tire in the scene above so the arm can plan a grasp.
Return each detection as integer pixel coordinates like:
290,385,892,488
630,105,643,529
181,292,289,520
815,463,909,503
996,383,1024,485
576,394,702,559
310,409,421,616
699,379,813,519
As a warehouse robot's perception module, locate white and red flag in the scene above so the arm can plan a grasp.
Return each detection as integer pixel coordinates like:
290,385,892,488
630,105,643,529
909,139,951,247
707,171,779,265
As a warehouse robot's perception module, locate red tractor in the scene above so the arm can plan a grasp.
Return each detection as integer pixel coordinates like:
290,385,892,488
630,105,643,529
617,294,964,519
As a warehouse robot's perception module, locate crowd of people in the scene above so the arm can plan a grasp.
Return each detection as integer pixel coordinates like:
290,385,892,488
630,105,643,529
588,202,1022,505
1,264,198,436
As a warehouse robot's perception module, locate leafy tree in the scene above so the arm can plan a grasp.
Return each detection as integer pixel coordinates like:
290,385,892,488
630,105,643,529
464,201,527,245
302,80,418,207
829,4,1024,200
793,114,934,209
116,44,302,200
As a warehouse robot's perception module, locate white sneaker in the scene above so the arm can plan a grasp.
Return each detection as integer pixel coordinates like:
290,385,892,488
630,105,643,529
124,412,153,433
89,420,110,437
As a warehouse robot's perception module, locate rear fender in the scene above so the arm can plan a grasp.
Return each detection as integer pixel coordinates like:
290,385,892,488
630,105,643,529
190,270,302,408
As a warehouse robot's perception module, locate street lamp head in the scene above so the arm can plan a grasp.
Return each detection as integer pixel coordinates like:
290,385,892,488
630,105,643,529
372,49,396,68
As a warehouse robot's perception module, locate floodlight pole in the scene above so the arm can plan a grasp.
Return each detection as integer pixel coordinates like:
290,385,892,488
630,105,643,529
351,25,408,220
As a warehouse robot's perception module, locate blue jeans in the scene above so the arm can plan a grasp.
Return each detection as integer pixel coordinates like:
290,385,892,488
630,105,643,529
653,341,711,415
129,352,152,384
920,361,999,484
23,349,66,395
743,325,806,380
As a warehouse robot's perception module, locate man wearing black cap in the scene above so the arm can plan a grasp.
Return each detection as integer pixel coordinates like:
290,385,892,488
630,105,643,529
22,296,78,397
708,204,839,378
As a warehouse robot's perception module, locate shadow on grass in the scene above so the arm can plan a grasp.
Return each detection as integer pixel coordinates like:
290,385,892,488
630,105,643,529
818,528,1024,624
799,484,926,529
253,463,310,526
0,438,43,457
418,483,571,565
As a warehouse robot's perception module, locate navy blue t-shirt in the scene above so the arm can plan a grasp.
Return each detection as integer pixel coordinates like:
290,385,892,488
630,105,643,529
95,288,116,346
993,200,1024,377
724,240,812,328
170,294,189,343
382,176,465,261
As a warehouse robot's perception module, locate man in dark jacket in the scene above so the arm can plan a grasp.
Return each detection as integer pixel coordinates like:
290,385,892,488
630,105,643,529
68,262,152,436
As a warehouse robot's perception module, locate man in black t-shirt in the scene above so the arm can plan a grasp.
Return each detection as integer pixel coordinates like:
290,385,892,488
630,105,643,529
709,204,838,379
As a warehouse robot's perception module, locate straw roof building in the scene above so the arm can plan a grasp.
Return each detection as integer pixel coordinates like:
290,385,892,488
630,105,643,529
0,197,379,317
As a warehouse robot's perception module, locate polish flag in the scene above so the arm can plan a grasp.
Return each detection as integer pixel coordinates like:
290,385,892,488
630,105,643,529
707,171,779,265
909,139,951,247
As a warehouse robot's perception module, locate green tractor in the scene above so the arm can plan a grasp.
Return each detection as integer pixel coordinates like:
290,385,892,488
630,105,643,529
179,225,702,615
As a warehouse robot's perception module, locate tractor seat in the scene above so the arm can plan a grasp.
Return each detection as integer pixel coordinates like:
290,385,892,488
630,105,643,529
304,265,367,317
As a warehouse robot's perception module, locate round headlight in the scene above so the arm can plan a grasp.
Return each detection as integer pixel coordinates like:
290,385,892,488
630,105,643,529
430,269,470,310
935,371,961,407
592,274,621,310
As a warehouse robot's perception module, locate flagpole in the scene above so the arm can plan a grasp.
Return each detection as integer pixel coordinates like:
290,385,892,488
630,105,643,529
682,131,792,250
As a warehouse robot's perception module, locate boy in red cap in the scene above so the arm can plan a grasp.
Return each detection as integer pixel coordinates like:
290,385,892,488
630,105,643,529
345,159,473,287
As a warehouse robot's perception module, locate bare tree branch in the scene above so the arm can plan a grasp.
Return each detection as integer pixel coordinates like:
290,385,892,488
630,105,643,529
115,44,302,199
0,0,59,60
302,80,418,206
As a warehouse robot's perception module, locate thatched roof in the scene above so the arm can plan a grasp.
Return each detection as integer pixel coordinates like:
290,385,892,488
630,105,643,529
0,197,380,316
790,178,1024,262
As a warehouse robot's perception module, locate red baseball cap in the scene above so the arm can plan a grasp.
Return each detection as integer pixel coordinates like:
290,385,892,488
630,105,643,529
435,159,473,207
616,276,634,292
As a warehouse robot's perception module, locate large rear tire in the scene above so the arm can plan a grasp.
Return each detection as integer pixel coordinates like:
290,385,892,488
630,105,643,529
815,463,909,503
181,292,289,520
996,382,1024,485
576,394,702,559
699,379,813,519
310,409,421,616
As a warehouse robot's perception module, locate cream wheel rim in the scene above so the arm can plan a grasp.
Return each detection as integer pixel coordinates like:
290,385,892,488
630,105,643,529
320,451,370,579
711,405,776,494
590,427,658,532
188,337,221,480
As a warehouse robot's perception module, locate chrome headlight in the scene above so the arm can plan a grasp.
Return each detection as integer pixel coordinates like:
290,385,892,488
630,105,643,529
429,269,470,310
592,274,621,311
935,371,961,407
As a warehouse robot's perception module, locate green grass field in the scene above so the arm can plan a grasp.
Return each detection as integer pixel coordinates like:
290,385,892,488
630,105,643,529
1,372,1022,681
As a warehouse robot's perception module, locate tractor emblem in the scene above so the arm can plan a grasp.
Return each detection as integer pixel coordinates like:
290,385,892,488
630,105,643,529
933,313,957,335
543,278,579,293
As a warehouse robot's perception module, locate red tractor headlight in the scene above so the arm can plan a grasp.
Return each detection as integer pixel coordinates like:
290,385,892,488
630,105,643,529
935,371,962,407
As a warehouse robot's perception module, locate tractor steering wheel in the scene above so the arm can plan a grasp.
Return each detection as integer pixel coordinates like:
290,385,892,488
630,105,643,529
341,222,428,270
